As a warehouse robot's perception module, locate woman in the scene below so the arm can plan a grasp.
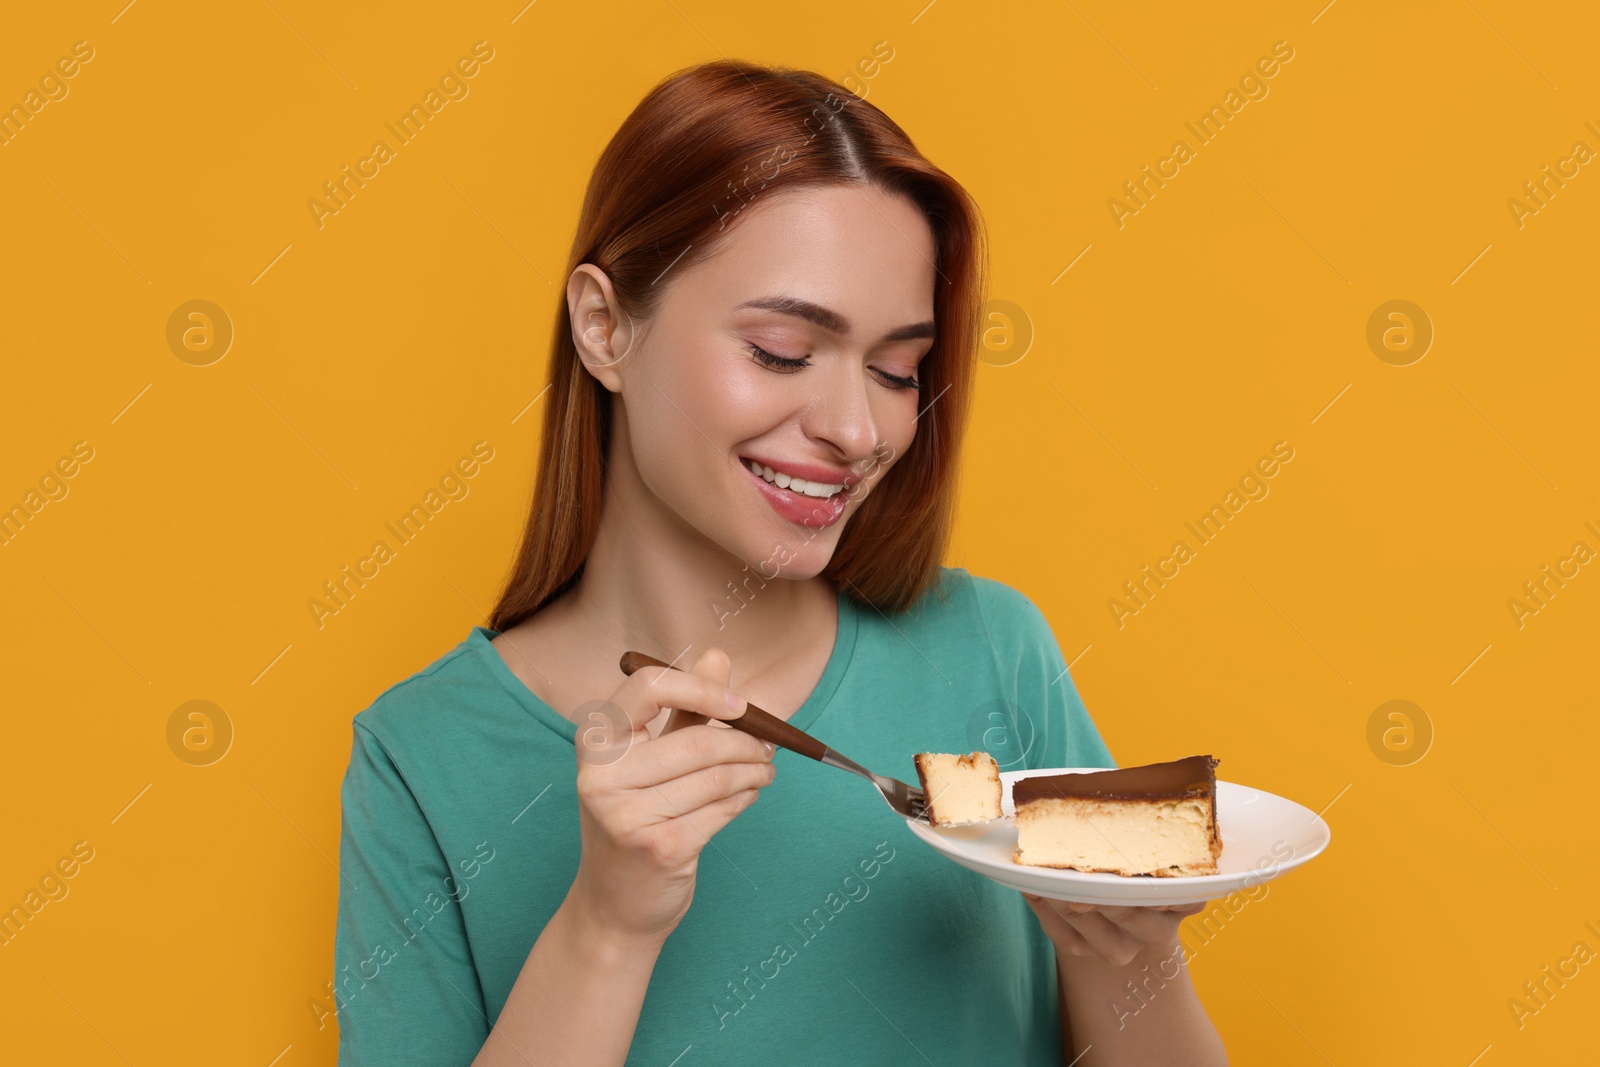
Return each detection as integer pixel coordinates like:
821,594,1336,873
334,59,1227,1065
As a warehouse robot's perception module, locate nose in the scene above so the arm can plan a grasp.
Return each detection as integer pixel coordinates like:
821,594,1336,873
801,360,882,468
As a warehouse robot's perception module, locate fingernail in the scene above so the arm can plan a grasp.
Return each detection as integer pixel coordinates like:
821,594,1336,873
726,691,746,714
763,742,775,757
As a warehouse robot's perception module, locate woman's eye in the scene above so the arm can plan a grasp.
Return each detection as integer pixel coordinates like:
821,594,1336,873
874,368,921,391
747,343,810,371
747,343,920,391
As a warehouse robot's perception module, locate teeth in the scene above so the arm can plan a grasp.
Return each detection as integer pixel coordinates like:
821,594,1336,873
745,458,843,498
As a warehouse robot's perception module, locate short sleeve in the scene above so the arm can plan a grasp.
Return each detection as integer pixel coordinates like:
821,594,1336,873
970,576,1116,773
334,721,489,1065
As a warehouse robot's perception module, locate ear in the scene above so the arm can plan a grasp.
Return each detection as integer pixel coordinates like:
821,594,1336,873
567,264,637,393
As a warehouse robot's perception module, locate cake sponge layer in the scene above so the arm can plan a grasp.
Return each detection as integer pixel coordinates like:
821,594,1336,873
913,752,1002,827
1014,796,1220,876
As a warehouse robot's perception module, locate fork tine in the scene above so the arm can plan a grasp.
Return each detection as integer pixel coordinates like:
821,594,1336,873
908,788,928,820
883,778,925,820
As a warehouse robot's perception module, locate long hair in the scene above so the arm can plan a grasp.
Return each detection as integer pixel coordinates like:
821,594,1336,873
489,59,986,631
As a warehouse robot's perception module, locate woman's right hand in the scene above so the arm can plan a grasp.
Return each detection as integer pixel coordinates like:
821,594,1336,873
566,646,776,948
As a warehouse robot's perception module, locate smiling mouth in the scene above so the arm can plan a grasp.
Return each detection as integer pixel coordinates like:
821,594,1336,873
740,457,848,500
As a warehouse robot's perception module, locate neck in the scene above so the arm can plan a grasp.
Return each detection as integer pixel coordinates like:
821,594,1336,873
560,429,832,686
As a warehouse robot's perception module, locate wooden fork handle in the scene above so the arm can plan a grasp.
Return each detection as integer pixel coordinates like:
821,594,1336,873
618,650,828,763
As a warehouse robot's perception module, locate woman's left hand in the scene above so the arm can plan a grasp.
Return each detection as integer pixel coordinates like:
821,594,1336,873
1021,893,1206,967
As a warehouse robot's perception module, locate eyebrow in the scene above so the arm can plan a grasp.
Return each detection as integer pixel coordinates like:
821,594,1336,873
734,296,936,342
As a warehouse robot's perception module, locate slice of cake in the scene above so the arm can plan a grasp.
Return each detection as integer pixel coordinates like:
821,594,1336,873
913,752,1003,827
1012,755,1222,877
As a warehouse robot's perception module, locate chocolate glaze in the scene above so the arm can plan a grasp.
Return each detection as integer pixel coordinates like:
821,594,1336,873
1012,755,1218,804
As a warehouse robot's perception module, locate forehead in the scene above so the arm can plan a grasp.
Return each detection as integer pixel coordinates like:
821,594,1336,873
675,183,938,333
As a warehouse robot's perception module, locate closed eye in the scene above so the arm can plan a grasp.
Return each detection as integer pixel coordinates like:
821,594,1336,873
747,343,809,372
747,343,920,391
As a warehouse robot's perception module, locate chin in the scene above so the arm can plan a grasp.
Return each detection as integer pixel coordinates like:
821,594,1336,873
725,526,838,584
769,550,832,582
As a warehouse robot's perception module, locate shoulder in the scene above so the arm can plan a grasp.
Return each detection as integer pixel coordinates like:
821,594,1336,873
868,567,1057,677
350,629,494,751
966,571,1049,629
901,566,1051,638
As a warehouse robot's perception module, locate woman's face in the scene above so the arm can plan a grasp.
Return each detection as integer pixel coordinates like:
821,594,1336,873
580,182,938,581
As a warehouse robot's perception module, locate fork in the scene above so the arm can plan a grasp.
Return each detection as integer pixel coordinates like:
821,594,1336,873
619,650,928,820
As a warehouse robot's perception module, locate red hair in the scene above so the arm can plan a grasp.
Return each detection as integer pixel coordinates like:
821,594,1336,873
490,59,986,631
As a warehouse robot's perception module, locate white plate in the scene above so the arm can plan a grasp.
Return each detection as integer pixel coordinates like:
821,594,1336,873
904,768,1332,906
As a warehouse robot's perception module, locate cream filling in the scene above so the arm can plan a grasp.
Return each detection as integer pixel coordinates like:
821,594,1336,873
1014,796,1215,875
920,753,1002,826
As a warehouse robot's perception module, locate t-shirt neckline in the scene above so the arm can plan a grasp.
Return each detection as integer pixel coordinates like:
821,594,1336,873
468,585,860,744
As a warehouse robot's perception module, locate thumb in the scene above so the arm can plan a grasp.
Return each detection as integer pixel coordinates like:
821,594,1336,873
691,645,733,688
661,647,733,735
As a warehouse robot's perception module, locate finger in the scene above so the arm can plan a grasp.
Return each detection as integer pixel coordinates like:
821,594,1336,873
657,787,762,851
616,656,747,732
659,706,709,735
661,647,732,736
614,722,773,788
646,759,776,817
1093,904,1191,946
1056,909,1142,966
1022,893,1097,915
1022,895,1097,955
1047,920,1097,958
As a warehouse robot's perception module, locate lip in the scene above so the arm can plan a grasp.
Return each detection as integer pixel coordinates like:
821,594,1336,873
739,453,863,489
740,459,852,528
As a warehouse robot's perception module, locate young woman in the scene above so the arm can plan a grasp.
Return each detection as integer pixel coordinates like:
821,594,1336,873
334,60,1227,1066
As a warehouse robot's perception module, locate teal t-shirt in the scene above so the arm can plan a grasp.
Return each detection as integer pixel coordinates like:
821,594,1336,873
333,566,1116,1065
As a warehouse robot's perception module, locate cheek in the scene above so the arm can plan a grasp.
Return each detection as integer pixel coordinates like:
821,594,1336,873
875,406,921,472
679,355,801,450
652,335,753,414
628,350,765,490
717,361,797,422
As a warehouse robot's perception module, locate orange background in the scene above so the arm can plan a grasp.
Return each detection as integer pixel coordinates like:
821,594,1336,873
3,1,1596,1063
